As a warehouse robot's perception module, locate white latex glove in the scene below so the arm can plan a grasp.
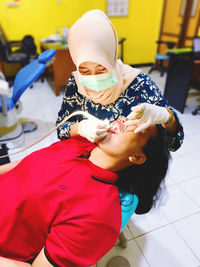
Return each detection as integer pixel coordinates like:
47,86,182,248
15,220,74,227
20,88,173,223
125,103,171,133
78,118,110,143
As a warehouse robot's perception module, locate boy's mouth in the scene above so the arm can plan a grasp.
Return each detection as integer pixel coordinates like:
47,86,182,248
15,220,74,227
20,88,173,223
109,117,128,134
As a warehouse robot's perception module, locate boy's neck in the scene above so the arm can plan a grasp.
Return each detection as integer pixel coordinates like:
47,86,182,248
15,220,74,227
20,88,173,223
89,147,129,172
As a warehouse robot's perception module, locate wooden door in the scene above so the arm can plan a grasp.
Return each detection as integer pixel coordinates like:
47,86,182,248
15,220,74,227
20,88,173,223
158,0,200,54
184,0,200,47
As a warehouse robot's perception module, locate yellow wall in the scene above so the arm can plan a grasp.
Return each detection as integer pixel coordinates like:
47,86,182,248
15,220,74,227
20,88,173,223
0,0,163,65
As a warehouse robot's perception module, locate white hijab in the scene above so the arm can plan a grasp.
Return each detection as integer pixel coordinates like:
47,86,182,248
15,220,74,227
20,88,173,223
68,9,141,105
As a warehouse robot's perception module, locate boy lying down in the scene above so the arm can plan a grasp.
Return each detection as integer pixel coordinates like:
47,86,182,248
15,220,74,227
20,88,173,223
0,119,170,267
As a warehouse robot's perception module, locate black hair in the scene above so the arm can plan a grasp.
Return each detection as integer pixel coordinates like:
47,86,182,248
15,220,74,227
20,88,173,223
116,125,170,214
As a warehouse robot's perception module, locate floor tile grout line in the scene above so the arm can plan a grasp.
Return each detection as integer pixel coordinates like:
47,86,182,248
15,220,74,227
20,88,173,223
133,236,151,267
129,211,200,239
177,183,200,209
131,221,172,239
165,176,200,191
171,222,200,263
161,210,200,226
126,224,135,240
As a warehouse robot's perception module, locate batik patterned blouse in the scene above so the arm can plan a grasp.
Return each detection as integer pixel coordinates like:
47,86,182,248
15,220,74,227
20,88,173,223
56,73,184,151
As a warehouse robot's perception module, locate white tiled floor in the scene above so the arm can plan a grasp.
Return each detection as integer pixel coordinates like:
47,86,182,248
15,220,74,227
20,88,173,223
7,67,200,266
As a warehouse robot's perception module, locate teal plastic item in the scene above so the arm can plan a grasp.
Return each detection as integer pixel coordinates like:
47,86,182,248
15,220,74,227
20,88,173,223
119,189,139,232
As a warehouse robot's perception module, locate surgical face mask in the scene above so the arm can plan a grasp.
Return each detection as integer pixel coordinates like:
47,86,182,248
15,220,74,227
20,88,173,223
78,72,118,91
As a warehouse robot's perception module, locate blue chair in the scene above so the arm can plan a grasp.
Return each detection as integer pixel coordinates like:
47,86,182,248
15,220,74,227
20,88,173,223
149,40,176,77
0,49,56,150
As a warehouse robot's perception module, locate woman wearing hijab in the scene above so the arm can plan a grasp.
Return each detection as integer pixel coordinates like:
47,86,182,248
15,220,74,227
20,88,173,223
56,9,184,152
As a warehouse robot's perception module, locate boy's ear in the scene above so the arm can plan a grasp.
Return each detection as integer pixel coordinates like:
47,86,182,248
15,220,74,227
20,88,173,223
128,152,146,165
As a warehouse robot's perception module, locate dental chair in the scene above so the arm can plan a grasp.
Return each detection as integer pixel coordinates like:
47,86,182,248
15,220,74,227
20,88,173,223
0,26,29,84
0,49,56,154
93,190,139,267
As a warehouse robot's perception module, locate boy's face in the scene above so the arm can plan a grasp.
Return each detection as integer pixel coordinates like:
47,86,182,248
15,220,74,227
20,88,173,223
97,122,157,159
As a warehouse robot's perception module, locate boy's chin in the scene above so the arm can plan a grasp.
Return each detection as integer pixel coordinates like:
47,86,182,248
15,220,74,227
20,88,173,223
98,132,113,145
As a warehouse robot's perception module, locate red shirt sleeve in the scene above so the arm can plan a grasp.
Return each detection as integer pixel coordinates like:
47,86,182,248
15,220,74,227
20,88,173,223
45,218,119,267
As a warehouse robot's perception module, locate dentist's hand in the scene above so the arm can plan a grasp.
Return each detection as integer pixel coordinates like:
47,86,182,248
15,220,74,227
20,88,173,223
78,118,110,142
125,103,172,133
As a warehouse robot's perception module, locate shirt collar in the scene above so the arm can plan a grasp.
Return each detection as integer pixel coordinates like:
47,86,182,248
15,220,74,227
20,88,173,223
87,159,118,185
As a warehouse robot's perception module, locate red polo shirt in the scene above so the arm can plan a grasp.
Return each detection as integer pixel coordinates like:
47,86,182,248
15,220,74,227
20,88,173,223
0,137,121,267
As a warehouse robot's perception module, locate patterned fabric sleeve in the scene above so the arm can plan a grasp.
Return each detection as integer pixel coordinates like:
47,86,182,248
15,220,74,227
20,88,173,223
138,73,184,152
56,75,84,139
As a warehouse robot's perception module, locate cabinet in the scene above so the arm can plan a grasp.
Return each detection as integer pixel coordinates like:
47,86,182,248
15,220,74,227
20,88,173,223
40,42,76,96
